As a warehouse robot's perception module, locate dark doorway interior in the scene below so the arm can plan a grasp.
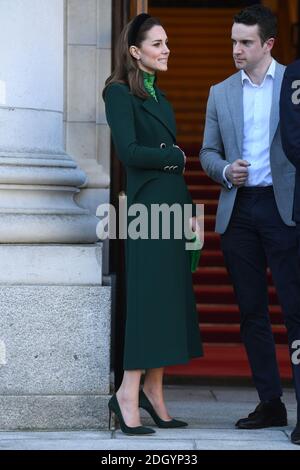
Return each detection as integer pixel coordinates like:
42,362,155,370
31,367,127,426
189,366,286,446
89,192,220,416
148,1,298,379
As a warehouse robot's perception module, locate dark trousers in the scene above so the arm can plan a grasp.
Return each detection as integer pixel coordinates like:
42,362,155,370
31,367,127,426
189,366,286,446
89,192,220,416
221,186,300,414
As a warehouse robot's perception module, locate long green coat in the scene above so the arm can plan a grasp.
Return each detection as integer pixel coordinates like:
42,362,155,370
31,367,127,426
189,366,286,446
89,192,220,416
105,82,203,370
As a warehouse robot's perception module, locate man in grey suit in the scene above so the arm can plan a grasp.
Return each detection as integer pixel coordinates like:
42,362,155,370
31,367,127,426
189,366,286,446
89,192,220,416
200,4,300,445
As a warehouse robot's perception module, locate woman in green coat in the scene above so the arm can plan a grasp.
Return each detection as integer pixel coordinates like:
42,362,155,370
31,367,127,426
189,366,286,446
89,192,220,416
103,13,203,435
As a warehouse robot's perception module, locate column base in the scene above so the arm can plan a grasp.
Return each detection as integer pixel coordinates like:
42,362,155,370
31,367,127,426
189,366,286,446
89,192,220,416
0,395,111,431
0,213,98,243
0,244,111,430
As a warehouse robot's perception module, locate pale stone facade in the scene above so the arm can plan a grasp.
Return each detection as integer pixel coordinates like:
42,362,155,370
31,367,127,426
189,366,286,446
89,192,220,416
0,0,112,429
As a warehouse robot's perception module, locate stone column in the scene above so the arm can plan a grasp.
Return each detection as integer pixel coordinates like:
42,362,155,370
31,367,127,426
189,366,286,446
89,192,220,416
0,0,111,430
0,0,98,242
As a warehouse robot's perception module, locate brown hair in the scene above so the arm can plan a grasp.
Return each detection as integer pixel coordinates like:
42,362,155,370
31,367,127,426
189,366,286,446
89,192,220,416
102,16,162,100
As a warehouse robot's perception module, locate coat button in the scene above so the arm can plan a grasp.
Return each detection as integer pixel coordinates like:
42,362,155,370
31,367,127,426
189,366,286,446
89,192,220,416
160,143,166,149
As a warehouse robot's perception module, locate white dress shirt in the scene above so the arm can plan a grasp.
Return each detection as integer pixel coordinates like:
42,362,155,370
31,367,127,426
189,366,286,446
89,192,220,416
223,59,275,188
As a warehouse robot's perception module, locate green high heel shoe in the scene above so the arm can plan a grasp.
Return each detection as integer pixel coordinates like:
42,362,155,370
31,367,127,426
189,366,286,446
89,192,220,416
139,389,188,428
108,394,155,435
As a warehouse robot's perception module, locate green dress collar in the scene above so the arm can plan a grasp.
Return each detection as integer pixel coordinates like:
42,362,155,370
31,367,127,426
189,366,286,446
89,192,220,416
143,71,158,102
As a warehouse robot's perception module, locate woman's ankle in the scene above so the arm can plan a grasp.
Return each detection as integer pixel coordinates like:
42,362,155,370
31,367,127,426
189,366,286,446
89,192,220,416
143,386,163,402
117,387,139,404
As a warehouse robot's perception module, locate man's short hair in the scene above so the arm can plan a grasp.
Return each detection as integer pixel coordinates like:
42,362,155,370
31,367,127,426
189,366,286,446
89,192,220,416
233,4,277,45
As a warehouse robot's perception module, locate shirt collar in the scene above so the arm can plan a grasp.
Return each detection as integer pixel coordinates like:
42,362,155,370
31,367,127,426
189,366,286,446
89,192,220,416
143,71,156,87
241,58,276,87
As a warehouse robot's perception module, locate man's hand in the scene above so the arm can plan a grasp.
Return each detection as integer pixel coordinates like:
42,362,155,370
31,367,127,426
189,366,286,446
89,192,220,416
225,159,251,187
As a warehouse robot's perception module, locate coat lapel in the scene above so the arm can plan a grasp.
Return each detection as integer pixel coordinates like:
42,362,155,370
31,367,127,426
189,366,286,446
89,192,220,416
141,88,177,140
269,61,284,145
227,73,244,155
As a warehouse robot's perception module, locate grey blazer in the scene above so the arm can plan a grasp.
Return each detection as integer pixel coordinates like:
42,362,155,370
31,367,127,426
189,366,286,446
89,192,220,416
200,61,296,234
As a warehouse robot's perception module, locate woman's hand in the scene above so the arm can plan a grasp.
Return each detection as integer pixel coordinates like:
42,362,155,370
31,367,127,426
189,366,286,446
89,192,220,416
173,144,186,172
189,216,201,237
